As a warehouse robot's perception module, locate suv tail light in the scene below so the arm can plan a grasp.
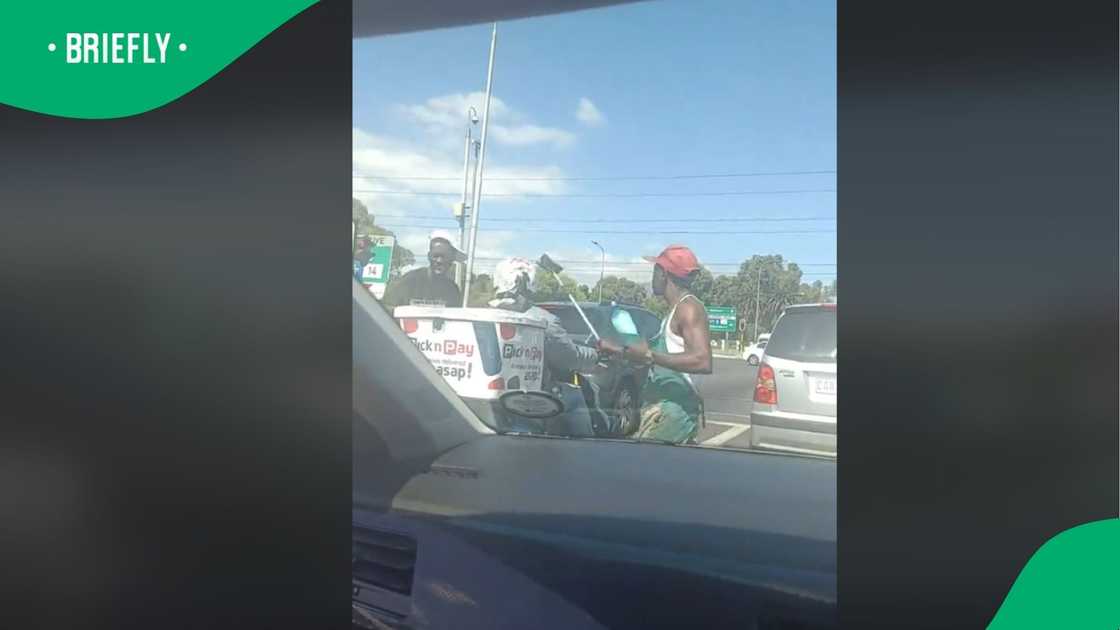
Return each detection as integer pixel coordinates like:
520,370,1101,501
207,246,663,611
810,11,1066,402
754,363,777,405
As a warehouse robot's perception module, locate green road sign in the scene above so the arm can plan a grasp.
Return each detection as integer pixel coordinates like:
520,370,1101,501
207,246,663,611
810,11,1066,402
707,306,737,332
360,235,395,299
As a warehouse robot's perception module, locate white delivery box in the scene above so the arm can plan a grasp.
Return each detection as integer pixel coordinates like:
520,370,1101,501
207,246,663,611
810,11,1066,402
394,306,548,399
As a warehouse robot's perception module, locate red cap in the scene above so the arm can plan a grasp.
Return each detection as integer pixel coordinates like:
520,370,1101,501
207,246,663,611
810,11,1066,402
643,244,700,278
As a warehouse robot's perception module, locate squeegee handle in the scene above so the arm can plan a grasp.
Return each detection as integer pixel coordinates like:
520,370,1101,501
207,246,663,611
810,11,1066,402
568,294,601,342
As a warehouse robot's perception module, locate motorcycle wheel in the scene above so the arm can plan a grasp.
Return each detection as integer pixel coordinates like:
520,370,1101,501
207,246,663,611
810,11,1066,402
614,383,641,436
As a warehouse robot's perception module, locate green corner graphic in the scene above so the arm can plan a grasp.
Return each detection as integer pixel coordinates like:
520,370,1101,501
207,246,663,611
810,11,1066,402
988,518,1119,629
0,1,316,119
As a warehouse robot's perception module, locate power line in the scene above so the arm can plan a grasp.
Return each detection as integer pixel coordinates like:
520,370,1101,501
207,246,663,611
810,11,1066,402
482,264,835,273
352,169,836,182
377,223,835,235
469,257,836,267
466,264,835,277
462,256,837,277
371,214,835,223
353,188,836,198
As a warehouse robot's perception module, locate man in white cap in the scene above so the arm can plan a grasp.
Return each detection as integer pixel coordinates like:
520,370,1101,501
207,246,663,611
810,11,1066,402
382,229,466,309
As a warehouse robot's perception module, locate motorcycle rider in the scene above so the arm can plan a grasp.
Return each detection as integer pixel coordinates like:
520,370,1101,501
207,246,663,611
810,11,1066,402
489,257,606,436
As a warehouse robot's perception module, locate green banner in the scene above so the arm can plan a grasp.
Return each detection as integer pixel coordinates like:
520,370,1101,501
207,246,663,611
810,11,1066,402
0,1,316,119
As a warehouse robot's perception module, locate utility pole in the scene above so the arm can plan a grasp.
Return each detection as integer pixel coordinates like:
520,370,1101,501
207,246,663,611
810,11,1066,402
462,23,497,307
457,127,471,288
458,126,472,249
456,107,478,289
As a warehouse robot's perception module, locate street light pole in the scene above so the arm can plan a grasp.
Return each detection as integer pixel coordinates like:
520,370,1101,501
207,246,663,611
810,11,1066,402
462,23,497,307
464,140,480,291
591,240,605,302
458,127,472,249
457,107,478,289
457,129,471,288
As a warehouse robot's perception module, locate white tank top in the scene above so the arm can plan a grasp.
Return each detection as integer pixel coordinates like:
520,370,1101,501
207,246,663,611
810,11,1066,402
662,293,702,381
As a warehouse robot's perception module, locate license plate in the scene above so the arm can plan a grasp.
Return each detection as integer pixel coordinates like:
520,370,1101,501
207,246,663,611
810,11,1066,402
814,377,836,395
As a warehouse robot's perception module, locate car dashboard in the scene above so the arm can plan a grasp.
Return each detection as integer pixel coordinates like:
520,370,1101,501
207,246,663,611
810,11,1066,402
354,433,836,629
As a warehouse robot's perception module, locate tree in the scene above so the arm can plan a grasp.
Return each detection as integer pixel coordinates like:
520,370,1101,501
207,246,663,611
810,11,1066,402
592,275,648,305
641,296,668,318
798,279,825,303
706,274,739,309
734,255,803,341
690,267,716,305
352,198,415,279
533,268,589,302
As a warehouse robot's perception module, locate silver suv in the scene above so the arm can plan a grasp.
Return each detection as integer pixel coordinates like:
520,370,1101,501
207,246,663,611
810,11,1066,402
749,303,837,457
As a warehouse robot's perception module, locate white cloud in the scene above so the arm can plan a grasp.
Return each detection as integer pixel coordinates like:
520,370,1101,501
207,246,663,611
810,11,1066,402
352,127,573,272
397,91,575,149
352,127,569,215
352,128,652,289
575,97,606,127
490,124,575,147
398,92,511,132
354,90,588,277
529,248,652,286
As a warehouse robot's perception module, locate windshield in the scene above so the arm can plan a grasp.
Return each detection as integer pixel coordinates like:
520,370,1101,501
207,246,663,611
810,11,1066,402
765,309,837,363
354,0,836,456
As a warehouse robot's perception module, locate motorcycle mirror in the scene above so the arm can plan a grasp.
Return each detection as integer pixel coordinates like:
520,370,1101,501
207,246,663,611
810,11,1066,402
538,254,564,275
499,390,564,419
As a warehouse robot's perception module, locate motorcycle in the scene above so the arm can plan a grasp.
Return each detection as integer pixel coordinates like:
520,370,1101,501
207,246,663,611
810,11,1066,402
496,370,609,438
496,254,623,438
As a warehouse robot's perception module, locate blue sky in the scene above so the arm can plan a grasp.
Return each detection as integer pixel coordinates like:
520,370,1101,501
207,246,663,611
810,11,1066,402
353,0,835,286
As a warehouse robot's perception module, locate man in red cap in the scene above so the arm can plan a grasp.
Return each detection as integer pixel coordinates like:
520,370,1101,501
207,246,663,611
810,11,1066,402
598,244,712,444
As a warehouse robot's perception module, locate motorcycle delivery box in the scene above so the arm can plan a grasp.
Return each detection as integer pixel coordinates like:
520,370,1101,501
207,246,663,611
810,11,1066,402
393,305,548,399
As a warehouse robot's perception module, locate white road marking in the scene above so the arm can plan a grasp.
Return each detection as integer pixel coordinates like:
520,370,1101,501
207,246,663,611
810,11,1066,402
701,424,751,446
706,412,751,421
705,419,749,427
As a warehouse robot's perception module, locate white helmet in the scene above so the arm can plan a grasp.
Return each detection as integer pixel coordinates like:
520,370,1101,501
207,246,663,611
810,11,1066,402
492,257,539,297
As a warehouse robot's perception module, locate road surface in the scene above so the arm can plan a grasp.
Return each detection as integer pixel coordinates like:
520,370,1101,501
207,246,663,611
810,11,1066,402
693,357,756,449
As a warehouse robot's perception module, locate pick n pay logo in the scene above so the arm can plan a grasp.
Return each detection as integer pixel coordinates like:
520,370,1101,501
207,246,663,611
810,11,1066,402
47,33,188,64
